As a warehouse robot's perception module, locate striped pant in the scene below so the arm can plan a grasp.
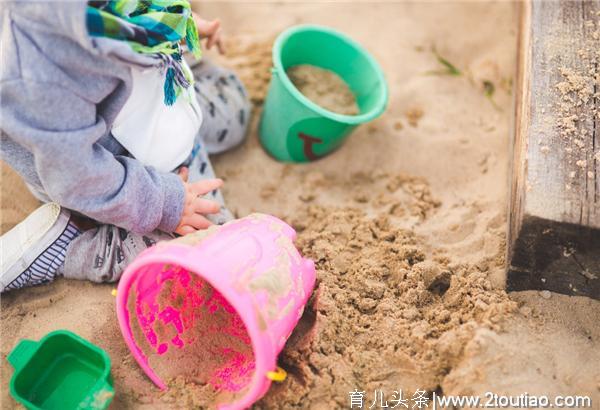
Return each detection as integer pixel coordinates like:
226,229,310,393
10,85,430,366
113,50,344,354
4,222,80,291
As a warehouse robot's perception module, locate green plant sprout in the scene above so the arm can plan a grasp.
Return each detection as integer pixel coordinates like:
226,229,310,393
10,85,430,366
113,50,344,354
483,80,501,110
425,47,462,76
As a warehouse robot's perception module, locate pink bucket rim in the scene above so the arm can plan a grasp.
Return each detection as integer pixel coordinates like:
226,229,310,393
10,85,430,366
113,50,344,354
115,243,275,410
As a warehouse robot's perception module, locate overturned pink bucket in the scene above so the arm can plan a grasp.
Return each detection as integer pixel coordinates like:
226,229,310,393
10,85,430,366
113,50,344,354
116,214,316,409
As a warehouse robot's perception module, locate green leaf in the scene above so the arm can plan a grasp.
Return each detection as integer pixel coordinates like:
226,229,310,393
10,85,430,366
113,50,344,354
432,48,462,76
482,80,501,110
483,80,495,97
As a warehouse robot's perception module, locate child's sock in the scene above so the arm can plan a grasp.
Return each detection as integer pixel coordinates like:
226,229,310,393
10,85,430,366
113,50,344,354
1,203,81,292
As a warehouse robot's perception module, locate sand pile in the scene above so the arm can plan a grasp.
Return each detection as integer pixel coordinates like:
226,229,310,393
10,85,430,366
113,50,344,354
255,206,516,408
287,65,360,115
223,36,274,105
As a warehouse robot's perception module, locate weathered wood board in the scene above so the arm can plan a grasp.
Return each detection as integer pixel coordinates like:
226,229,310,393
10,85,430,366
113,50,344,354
507,0,600,299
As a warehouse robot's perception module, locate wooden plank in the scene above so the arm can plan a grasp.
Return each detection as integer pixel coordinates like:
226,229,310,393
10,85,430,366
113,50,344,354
507,0,600,299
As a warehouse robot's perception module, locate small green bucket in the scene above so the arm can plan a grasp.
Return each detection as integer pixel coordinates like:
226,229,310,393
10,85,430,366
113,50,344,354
259,24,388,162
8,330,114,410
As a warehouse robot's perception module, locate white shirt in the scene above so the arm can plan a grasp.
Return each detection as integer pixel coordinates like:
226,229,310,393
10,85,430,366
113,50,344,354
112,62,202,172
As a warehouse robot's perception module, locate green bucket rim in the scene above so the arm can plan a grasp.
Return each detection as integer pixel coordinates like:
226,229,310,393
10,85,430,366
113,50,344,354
272,24,389,125
8,330,113,410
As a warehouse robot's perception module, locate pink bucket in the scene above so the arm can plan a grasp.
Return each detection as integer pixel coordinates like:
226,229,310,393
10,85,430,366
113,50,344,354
115,214,316,409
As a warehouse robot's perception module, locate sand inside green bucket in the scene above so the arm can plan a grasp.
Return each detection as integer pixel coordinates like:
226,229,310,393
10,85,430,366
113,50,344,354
286,64,360,116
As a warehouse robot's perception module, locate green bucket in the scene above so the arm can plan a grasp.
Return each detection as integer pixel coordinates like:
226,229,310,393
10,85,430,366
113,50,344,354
259,24,388,162
8,330,114,410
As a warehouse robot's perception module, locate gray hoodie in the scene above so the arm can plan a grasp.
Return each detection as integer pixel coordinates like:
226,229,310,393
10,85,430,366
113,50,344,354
0,1,185,234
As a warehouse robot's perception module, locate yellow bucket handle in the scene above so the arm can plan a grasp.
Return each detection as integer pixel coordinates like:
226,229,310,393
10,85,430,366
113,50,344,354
266,366,287,382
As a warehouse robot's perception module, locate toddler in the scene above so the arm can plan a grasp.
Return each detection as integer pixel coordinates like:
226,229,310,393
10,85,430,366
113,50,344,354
0,0,251,291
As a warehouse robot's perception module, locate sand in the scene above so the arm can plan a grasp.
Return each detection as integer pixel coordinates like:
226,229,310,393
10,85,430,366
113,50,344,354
286,65,360,115
255,206,516,408
2,2,599,409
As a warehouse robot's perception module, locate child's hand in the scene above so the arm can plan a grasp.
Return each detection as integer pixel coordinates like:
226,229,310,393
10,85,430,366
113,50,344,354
193,14,225,55
175,167,223,235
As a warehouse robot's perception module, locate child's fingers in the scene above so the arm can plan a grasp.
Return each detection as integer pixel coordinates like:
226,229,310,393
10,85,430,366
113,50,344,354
185,213,213,230
190,178,223,196
192,198,221,215
193,16,208,33
208,29,224,54
207,27,221,51
215,35,225,55
178,167,189,182
206,34,214,50
197,19,220,37
209,19,221,35
176,225,196,235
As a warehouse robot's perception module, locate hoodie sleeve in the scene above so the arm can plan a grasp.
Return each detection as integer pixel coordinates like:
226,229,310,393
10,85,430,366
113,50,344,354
1,78,185,234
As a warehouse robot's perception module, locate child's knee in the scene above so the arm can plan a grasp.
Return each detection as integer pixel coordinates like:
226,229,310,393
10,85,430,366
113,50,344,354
215,71,251,151
197,68,252,154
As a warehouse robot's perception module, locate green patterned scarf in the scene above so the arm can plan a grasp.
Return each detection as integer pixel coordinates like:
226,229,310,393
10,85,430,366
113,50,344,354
86,0,202,105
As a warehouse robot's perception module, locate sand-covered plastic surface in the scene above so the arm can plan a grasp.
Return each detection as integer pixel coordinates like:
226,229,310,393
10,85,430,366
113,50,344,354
127,266,254,408
1,3,599,409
